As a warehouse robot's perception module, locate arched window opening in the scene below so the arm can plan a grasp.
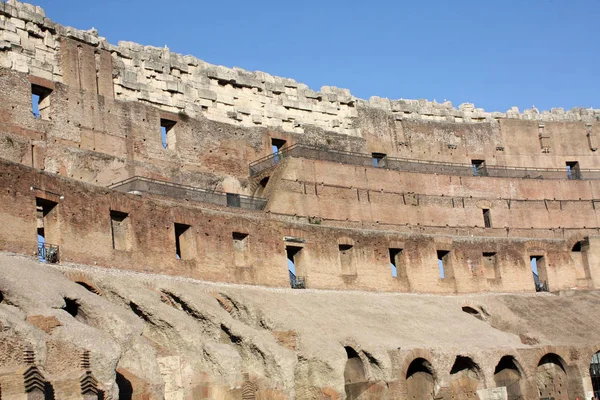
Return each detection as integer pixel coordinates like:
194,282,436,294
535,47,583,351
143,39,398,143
449,356,481,400
537,353,568,400
494,356,522,400
406,358,435,400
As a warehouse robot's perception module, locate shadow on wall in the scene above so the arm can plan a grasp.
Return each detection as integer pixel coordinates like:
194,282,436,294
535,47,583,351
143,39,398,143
116,371,133,400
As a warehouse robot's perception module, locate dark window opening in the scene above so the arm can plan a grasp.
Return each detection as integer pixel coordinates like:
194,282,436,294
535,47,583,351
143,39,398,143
572,238,588,252
389,248,404,278
590,352,600,399
530,255,548,292
260,176,270,188
271,138,286,163
174,223,192,260
286,245,305,289
62,297,79,317
160,118,176,149
372,152,387,168
483,209,492,228
226,193,241,208
471,159,488,176
110,210,130,251
31,84,52,120
36,198,58,263
339,243,356,276
437,250,450,279
566,161,581,180
271,138,286,153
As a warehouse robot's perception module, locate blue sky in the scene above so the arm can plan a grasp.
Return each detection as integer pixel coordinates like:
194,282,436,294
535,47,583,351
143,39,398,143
30,0,600,112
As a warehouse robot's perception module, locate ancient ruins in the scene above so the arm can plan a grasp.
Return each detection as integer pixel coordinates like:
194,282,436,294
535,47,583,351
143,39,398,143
0,0,600,398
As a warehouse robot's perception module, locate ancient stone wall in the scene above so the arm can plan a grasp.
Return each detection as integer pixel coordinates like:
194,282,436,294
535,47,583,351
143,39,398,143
2,158,600,294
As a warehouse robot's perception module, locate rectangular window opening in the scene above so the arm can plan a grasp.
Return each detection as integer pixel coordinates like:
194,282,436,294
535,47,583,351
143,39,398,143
226,193,241,208
160,119,177,149
530,255,548,292
372,152,387,168
286,245,305,289
471,159,487,176
110,210,130,251
31,84,52,120
566,161,581,180
437,250,450,279
174,223,193,260
271,138,286,163
482,252,499,280
36,197,58,262
483,209,492,228
339,243,356,276
232,232,249,267
389,248,404,278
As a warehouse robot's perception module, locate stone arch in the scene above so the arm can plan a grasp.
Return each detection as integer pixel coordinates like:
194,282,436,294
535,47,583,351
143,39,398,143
344,346,367,399
493,355,523,400
405,357,435,400
537,353,568,400
449,355,481,400
344,346,366,384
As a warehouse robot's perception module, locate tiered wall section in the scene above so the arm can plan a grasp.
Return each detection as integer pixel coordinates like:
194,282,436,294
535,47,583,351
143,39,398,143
2,1,600,400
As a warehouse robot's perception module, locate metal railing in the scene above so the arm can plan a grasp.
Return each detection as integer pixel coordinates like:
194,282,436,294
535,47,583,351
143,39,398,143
249,144,600,180
38,243,59,264
535,281,549,293
289,270,306,289
109,176,267,211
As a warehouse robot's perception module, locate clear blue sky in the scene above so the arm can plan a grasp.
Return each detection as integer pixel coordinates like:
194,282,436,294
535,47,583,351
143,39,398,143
30,0,600,112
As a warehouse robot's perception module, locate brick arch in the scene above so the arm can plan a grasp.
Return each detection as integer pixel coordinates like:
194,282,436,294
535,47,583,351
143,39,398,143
401,349,437,381
337,236,355,247
536,352,570,400
493,354,525,400
402,350,437,400
565,234,589,252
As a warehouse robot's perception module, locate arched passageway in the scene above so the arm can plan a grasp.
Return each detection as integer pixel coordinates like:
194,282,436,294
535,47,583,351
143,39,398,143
116,371,133,400
449,356,481,400
406,358,435,400
344,346,367,400
537,353,568,400
493,356,522,400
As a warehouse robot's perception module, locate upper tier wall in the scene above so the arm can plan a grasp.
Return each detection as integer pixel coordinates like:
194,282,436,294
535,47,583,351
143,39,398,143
0,0,599,139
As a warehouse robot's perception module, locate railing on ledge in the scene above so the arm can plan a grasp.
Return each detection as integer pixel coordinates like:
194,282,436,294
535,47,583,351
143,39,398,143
535,281,549,293
38,243,59,264
249,144,600,180
109,176,267,211
289,270,306,289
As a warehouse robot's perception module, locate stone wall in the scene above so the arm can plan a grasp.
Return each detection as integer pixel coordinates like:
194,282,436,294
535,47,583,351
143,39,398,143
0,0,599,143
2,158,600,295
